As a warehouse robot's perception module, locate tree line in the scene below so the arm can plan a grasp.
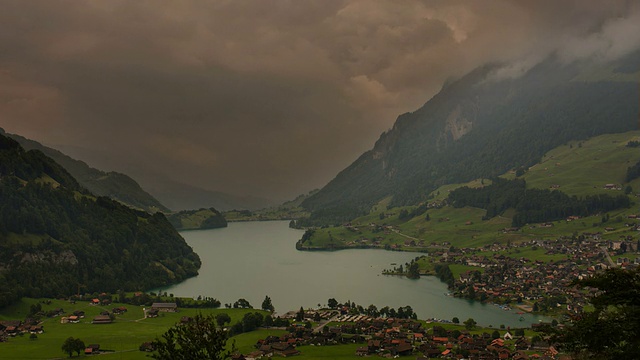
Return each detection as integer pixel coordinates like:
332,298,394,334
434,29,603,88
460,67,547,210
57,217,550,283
448,178,631,227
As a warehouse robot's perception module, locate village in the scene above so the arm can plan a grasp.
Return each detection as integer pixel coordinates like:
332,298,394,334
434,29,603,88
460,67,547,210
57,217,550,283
0,288,570,360
329,206,640,321
238,224,640,360
422,225,639,316
235,307,562,360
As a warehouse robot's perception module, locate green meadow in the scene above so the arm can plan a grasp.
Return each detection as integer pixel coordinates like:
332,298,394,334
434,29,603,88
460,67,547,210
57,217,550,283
0,298,266,360
514,131,640,197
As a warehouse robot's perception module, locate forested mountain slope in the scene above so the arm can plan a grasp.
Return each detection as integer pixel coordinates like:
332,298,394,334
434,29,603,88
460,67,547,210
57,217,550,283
0,134,200,307
302,52,640,223
1,128,170,213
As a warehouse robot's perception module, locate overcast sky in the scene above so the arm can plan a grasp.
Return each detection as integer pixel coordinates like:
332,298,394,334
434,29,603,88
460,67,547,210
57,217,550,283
1,0,639,201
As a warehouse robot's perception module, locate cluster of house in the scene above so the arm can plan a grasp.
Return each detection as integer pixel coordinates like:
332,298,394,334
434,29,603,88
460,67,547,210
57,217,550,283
246,335,303,358
60,304,129,325
335,212,638,319
0,320,44,341
234,316,563,360
442,235,639,314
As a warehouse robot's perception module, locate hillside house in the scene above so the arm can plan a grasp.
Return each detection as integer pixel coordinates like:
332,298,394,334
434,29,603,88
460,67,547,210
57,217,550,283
151,302,178,312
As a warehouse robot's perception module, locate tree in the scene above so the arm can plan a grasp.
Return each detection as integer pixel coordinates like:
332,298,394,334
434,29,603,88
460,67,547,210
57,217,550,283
71,338,84,357
238,312,263,333
366,304,379,317
388,308,397,318
407,262,420,279
464,318,477,330
452,317,459,324
233,298,252,309
558,268,640,359
61,337,74,357
215,313,231,327
467,285,476,299
492,330,500,339
29,303,42,317
295,307,305,322
327,298,338,309
620,242,627,253
151,313,233,360
61,337,85,357
261,295,274,312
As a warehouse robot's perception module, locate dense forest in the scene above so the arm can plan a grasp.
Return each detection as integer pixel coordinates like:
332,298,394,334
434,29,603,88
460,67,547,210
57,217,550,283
301,51,640,223
448,178,632,227
0,134,200,307
627,160,640,183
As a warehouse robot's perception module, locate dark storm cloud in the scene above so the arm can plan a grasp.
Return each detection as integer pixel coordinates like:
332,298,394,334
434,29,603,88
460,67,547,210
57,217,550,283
1,0,639,201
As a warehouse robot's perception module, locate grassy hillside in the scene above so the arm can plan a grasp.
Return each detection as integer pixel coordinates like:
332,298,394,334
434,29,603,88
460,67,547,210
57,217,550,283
508,131,640,196
302,131,640,250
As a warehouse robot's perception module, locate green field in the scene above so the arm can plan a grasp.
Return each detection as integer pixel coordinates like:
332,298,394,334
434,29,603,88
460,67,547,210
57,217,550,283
508,131,640,196
0,298,266,360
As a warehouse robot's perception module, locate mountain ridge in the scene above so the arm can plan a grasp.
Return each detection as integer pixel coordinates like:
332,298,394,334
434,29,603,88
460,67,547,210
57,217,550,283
0,128,170,213
0,133,200,307
50,143,273,211
301,52,640,223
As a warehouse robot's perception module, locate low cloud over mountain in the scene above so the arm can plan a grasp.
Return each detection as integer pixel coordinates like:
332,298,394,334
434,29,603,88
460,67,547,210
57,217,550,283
1,1,639,201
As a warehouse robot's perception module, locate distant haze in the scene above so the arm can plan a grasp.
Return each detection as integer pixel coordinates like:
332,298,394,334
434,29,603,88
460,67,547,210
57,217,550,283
1,1,639,202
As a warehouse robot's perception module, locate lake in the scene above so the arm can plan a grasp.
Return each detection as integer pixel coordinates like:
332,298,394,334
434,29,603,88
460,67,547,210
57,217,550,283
159,221,548,327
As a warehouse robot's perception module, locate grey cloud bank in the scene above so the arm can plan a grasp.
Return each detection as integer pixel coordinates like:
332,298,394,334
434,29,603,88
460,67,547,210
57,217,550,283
1,0,638,202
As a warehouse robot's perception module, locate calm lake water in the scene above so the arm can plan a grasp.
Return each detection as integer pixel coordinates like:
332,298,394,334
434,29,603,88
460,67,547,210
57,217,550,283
160,221,548,327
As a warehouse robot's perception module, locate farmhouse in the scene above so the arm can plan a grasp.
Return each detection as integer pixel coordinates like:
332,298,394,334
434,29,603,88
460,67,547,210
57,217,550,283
85,344,100,355
92,315,112,324
151,302,178,312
